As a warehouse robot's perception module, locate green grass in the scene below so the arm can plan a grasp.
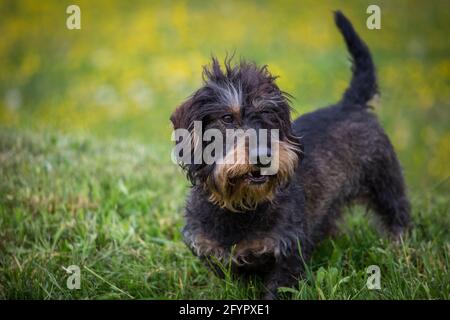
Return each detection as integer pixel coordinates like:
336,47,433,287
0,129,448,299
0,0,449,299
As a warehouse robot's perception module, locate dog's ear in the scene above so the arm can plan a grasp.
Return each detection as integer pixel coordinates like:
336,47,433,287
170,99,193,130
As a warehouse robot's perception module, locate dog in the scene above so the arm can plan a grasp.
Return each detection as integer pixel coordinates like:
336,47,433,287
170,11,411,299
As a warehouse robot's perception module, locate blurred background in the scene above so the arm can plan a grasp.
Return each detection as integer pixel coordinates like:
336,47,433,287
0,0,449,300
0,0,449,191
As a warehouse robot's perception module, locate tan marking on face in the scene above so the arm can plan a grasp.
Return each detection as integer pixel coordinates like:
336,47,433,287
229,105,241,122
205,139,300,212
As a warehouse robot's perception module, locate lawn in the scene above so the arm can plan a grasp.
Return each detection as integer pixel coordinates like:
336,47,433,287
0,0,449,299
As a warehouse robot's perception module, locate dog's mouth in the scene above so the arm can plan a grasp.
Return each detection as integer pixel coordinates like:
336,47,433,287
246,170,269,185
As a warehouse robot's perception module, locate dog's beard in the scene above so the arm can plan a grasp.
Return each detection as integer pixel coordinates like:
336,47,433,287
205,139,299,212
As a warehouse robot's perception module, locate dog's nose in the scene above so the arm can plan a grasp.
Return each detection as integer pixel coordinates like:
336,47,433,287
249,147,272,168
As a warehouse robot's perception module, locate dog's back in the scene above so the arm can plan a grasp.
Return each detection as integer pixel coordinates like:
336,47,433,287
292,12,410,241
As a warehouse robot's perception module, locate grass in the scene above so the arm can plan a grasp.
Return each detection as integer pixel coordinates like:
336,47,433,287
0,129,448,299
0,0,449,299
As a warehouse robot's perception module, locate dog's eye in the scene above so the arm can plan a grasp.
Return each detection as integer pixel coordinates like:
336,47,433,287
222,114,234,124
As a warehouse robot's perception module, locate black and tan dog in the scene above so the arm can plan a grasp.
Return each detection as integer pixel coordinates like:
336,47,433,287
170,11,411,299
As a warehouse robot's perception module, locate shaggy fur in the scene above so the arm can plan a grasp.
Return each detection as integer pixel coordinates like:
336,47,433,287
170,11,411,299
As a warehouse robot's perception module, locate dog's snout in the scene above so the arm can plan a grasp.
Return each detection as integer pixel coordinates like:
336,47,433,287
250,147,272,168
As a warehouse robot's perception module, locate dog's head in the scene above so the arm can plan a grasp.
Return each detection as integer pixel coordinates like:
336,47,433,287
171,57,302,211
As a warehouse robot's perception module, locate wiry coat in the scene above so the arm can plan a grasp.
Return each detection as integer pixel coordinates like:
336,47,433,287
172,11,411,299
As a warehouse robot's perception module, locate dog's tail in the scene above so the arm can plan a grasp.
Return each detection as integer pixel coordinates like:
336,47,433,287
334,11,378,107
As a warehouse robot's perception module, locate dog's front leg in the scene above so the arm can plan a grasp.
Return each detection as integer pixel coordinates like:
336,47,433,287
262,254,304,300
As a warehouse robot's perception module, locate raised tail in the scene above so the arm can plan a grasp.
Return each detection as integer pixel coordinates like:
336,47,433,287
334,11,378,107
